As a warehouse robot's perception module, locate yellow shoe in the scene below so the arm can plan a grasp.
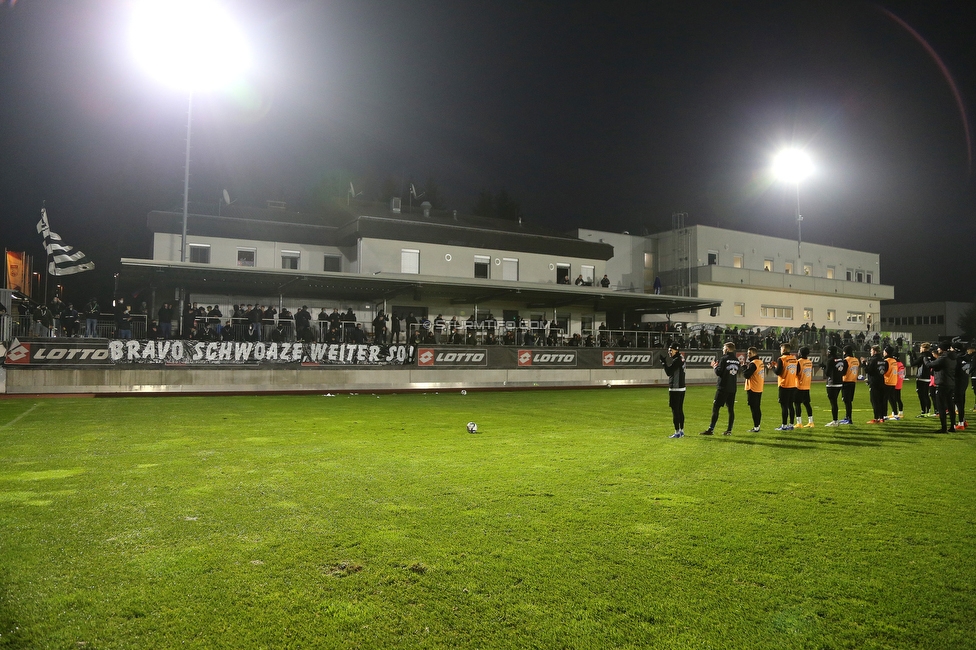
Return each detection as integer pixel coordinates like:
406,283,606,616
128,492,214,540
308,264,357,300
805,421,815,428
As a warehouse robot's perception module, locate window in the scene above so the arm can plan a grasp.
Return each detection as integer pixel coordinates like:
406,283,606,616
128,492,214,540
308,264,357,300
846,270,852,281
763,259,773,272
847,311,865,323
707,251,718,265
323,254,341,272
826,266,835,279
923,316,930,325
937,315,945,324
474,255,490,279
803,308,813,321
803,264,812,276
827,309,836,322
502,258,519,281
237,249,255,267
581,265,595,285
733,254,743,269
908,316,915,325
760,305,793,319
855,270,864,283
866,272,873,284
784,261,794,274
189,244,210,264
734,302,745,317
401,249,420,274
281,251,300,270
556,263,571,284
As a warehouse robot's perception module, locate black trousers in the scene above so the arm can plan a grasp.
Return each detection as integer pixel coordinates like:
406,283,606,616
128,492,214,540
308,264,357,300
668,390,685,431
935,386,957,431
916,380,931,413
826,386,842,421
869,384,887,420
955,384,967,423
710,389,735,431
885,385,898,416
794,389,812,419
842,383,856,421
778,387,797,425
747,390,762,427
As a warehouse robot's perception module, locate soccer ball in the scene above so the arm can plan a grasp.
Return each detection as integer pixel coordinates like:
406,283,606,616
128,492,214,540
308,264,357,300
466,422,478,433
460,390,467,395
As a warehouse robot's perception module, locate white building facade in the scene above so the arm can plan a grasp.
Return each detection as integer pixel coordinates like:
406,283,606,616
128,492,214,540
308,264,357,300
581,225,895,332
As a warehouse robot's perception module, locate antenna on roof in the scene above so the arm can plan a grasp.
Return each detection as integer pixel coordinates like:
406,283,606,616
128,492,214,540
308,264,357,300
408,183,425,209
219,189,235,215
347,182,363,205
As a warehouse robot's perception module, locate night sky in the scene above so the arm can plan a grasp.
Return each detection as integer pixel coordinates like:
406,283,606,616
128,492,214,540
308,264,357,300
1,0,973,305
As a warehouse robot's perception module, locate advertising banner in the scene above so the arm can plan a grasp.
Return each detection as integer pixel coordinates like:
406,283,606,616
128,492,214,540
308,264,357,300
1,339,414,367
5,251,28,295
2,341,822,372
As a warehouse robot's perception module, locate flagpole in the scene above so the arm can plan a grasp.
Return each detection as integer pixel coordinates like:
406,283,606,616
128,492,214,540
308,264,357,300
42,202,49,306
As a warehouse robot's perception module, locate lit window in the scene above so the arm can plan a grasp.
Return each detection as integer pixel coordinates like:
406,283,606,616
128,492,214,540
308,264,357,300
502,258,519,281
733,254,743,268
803,264,812,276
803,308,813,320
761,305,794,319
237,249,255,267
556,263,570,284
281,251,300,270
784,261,794,275
847,312,865,323
401,249,420,274
826,309,836,322
763,259,773,272
826,266,835,279
581,265,594,285
734,302,745,317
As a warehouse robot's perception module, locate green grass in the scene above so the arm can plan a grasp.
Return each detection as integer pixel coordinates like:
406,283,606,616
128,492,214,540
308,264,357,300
0,387,974,649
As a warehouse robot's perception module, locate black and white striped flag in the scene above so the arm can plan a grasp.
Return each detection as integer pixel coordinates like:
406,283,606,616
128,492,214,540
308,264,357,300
36,208,95,276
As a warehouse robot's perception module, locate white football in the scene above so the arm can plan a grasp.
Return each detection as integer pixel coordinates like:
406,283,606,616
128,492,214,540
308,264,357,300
460,390,467,395
466,422,478,433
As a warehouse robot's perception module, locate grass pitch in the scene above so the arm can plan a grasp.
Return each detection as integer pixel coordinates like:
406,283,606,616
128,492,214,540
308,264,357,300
1,386,974,649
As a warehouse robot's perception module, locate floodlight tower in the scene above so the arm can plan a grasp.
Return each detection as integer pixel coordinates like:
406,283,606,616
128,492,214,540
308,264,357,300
130,0,250,333
772,148,814,261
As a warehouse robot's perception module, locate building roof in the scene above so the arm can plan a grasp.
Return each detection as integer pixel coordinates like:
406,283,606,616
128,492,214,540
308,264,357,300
119,258,721,316
148,200,614,260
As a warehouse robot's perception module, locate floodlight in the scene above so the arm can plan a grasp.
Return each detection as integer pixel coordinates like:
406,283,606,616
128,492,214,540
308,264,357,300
772,149,814,184
130,0,250,91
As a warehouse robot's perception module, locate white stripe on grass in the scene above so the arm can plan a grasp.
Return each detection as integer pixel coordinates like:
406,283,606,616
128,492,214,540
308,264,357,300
0,403,40,430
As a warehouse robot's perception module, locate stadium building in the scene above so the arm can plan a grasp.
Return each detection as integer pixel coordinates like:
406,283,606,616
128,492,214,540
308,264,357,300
1,200,903,394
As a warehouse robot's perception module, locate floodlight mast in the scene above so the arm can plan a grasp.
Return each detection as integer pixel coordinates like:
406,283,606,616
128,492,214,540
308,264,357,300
130,0,250,334
772,149,813,262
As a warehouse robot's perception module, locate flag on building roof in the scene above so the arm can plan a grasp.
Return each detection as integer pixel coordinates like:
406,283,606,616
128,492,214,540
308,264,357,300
36,208,94,276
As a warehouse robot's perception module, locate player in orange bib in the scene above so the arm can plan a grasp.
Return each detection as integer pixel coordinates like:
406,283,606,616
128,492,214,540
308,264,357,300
771,343,798,430
794,346,815,427
840,345,860,425
743,347,765,432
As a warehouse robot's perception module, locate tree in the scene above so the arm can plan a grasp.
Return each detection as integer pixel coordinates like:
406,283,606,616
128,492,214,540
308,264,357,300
472,190,495,218
958,301,976,339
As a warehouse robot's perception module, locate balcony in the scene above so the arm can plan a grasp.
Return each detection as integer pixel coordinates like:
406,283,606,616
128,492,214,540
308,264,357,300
693,265,894,300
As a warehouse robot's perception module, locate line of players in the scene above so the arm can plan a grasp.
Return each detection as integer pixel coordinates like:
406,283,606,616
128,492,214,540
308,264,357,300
661,339,975,437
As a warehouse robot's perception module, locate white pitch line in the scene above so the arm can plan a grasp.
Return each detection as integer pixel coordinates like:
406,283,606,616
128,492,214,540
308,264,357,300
0,403,40,430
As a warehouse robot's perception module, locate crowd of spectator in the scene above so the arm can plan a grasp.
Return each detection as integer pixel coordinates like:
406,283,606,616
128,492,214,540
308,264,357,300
2,296,904,354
